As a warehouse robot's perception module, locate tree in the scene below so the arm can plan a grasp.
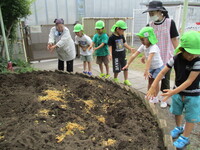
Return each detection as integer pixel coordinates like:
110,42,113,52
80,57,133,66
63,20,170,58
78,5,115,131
0,0,33,57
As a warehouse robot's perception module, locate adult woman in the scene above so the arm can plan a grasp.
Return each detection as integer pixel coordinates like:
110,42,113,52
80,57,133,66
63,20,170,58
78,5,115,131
143,1,179,108
47,18,76,72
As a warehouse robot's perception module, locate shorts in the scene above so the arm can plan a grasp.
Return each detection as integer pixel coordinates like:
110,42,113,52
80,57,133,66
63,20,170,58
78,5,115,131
113,57,127,73
96,56,109,65
149,65,164,79
80,55,93,62
170,94,200,123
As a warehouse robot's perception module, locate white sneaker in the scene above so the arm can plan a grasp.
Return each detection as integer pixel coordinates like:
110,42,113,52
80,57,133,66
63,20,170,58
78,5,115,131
160,101,168,108
149,97,159,103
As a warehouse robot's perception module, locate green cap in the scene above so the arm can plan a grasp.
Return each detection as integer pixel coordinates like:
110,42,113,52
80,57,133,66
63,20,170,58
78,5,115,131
136,27,158,45
73,24,83,32
175,31,200,55
95,20,105,29
111,20,128,32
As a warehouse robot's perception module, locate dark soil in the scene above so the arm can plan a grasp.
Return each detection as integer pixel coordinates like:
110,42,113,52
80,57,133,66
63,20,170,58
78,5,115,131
0,71,166,150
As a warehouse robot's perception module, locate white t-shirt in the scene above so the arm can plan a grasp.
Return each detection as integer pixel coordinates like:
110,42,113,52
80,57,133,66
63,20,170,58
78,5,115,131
138,44,163,69
75,34,93,56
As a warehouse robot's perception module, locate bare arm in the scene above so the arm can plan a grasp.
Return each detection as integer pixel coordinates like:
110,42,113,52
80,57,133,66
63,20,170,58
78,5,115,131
171,37,179,49
94,43,105,50
108,46,112,60
122,51,140,70
161,71,200,101
88,42,95,50
146,66,170,98
124,43,136,53
144,53,154,79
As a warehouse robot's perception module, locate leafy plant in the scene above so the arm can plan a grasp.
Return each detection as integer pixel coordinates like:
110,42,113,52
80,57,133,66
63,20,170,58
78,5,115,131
0,57,36,74
0,0,34,57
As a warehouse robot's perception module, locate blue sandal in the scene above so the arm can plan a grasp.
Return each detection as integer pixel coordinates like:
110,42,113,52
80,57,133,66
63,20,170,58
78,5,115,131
173,135,190,149
170,127,184,139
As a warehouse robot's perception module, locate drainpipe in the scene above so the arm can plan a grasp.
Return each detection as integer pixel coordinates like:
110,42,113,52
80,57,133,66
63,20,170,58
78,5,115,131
180,0,189,36
0,6,10,61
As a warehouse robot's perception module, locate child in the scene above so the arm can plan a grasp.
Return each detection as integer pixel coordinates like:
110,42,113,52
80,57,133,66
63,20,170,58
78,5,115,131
74,24,93,75
123,27,163,103
88,20,110,78
146,31,200,149
108,20,135,86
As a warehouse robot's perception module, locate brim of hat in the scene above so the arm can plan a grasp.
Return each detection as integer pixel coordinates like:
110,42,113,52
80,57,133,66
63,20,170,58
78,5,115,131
143,8,167,13
120,26,128,30
135,33,143,37
95,27,103,29
175,45,200,55
73,30,81,32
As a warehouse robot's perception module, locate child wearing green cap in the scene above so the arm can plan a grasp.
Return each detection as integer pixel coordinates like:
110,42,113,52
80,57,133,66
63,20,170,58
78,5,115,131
123,27,163,102
74,24,93,75
88,20,110,78
146,31,200,149
108,20,135,86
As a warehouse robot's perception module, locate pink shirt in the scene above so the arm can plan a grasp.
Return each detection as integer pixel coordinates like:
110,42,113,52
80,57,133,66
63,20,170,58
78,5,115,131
150,18,174,65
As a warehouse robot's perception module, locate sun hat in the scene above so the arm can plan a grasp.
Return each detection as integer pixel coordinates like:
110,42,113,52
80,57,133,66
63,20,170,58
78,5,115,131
111,20,128,32
73,24,83,32
136,27,158,45
95,20,105,29
175,31,200,55
143,1,167,13
54,18,64,24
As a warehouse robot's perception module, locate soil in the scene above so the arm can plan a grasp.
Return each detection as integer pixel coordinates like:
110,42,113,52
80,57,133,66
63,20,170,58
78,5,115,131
0,71,166,150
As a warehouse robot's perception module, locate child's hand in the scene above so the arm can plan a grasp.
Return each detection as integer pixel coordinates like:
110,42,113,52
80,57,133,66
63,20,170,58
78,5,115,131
131,48,136,53
146,87,157,100
141,56,146,64
88,45,92,50
122,64,129,70
144,70,151,80
108,54,112,61
161,89,173,102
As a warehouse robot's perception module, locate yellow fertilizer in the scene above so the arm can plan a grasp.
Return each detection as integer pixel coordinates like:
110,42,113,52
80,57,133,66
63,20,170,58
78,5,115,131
56,122,85,143
102,139,116,146
38,109,50,116
38,89,64,102
82,100,95,110
96,115,106,124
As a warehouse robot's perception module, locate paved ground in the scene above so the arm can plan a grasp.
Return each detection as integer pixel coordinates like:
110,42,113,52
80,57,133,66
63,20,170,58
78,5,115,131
31,58,200,150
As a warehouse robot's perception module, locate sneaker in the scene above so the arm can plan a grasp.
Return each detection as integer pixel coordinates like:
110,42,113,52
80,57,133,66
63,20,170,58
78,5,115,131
99,73,105,78
149,97,159,103
124,80,132,86
173,135,190,149
88,72,92,75
105,74,110,79
170,127,184,139
113,78,120,83
160,101,168,108
83,71,87,74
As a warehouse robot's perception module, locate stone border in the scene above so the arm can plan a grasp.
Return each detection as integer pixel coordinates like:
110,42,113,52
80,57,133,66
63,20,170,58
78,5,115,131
31,70,176,150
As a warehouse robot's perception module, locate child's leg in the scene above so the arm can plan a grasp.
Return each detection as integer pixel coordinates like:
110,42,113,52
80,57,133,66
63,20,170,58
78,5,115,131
123,70,128,80
83,61,87,71
99,63,103,74
175,115,183,127
88,61,91,72
182,122,195,137
104,63,109,75
114,72,119,78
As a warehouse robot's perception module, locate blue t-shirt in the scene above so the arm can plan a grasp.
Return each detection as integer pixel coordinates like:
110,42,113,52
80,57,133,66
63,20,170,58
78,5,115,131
92,33,109,56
